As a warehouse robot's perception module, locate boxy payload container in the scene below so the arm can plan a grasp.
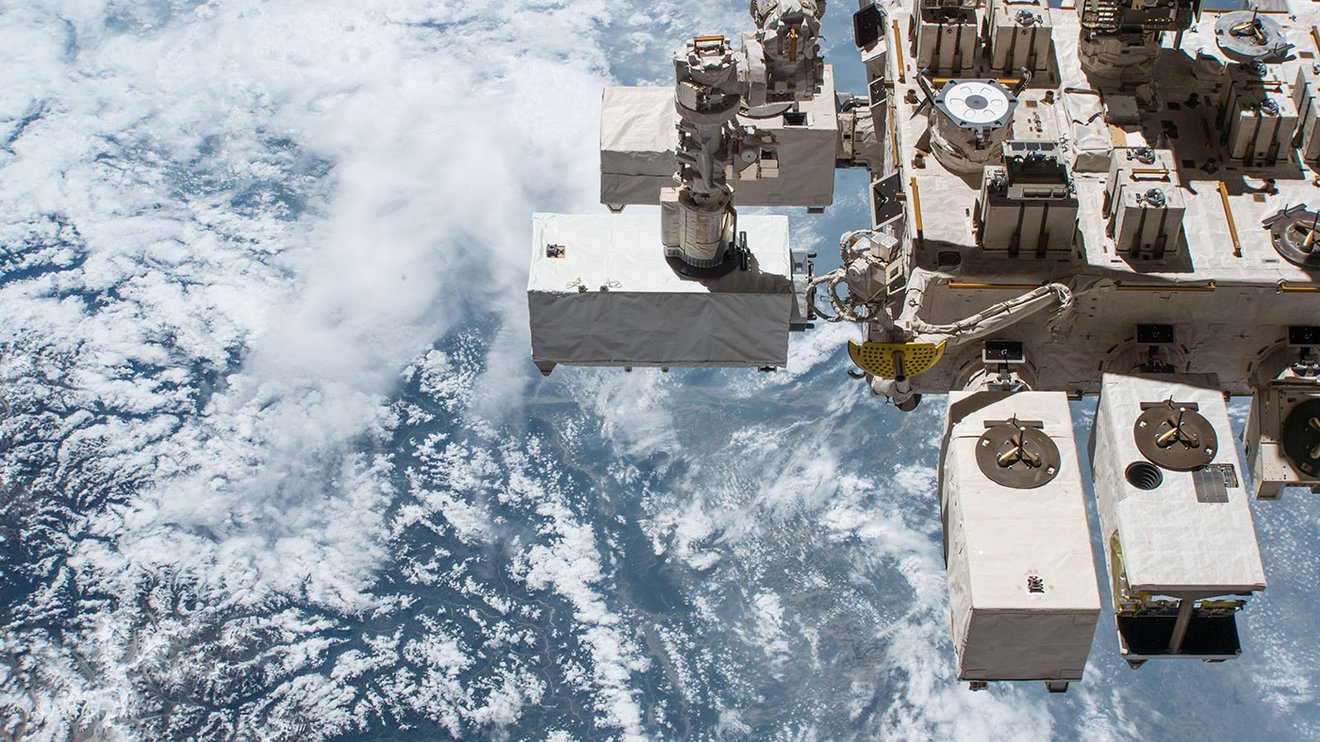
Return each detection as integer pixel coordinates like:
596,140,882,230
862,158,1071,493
941,390,1101,690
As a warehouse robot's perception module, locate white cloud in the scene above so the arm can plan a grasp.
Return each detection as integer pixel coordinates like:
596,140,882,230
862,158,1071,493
4,0,1315,739
0,0,629,736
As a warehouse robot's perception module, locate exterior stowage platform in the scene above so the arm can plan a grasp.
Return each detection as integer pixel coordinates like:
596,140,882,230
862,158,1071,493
882,8,1320,397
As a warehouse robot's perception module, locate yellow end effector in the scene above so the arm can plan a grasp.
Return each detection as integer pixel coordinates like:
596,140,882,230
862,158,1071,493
847,340,946,380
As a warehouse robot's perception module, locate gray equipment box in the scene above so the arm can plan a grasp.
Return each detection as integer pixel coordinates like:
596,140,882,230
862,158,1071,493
1104,147,1185,260
1293,64,1320,162
978,141,1078,255
1091,374,1266,662
941,391,1101,685
1244,377,1320,500
987,0,1053,75
1222,65,1298,166
599,67,839,209
914,0,979,74
529,213,794,369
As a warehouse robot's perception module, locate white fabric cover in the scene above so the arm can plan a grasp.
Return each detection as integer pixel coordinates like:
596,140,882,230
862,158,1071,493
1049,12,1113,173
599,86,678,178
1061,89,1112,173
1092,374,1267,594
599,68,838,207
942,391,1101,681
528,213,793,367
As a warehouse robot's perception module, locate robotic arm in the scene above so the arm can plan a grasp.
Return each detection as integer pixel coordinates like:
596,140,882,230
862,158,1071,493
662,2,826,272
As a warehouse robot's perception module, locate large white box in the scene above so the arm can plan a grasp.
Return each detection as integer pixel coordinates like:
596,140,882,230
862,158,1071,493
1091,374,1266,661
941,391,1101,684
528,213,794,368
987,0,1053,74
1105,148,1185,259
914,8,979,74
599,67,839,208
1092,374,1265,593
599,86,679,206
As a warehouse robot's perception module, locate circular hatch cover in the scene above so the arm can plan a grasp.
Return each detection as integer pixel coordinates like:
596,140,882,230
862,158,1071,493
976,419,1061,489
1134,401,1218,471
1281,398,1320,477
936,80,1016,130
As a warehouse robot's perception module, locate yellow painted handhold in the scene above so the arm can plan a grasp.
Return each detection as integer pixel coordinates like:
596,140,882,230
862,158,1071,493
847,340,946,379
1217,181,1241,258
892,18,905,84
1280,282,1320,293
931,77,1023,86
947,281,1041,290
1115,281,1216,292
910,177,924,238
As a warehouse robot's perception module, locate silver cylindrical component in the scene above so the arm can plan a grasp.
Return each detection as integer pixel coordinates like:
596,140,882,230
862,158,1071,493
666,187,735,268
929,79,1018,172
665,35,745,270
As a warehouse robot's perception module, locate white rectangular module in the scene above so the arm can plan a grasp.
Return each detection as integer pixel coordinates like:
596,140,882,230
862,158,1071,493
528,213,794,369
1091,374,1265,661
1104,147,1185,259
1223,66,1297,166
1294,64,1320,162
599,86,679,207
914,6,979,74
942,391,1101,684
987,0,1053,74
1092,374,1266,594
599,67,839,209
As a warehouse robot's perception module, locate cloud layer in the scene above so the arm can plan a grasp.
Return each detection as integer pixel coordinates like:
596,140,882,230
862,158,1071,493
3,1,1320,740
